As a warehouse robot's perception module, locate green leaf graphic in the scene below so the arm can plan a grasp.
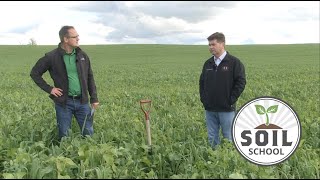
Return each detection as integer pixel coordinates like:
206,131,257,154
267,105,278,113
255,105,266,115
266,113,270,126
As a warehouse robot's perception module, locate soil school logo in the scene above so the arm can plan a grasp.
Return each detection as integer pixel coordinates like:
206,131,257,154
232,97,301,166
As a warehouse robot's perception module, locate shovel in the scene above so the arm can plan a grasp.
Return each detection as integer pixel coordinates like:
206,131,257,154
140,99,152,154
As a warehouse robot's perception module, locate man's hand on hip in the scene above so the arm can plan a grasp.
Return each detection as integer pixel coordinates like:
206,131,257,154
51,87,63,97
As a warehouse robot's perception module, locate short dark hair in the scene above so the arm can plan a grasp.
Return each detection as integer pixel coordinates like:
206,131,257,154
59,25,74,42
207,32,225,44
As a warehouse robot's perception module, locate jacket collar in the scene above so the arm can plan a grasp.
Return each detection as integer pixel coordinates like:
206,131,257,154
57,43,81,55
209,51,231,64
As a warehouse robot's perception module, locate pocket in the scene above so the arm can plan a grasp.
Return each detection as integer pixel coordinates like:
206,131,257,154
223,98,231,109
49,94,65,104
230,96,235,105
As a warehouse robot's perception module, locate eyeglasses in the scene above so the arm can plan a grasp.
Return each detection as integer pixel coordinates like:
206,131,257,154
67,35,79,39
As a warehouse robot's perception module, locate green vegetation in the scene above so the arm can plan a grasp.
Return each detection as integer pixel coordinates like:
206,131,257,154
0,44,319,178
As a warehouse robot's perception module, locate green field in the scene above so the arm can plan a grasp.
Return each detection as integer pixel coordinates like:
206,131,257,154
0,44,319,178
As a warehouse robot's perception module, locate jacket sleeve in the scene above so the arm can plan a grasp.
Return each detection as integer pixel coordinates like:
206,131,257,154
30,55,53,94
199,64,205,104
230,60,246,105
87,56,99,104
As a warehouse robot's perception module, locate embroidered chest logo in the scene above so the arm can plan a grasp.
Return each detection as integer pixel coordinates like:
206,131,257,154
222,66,229,71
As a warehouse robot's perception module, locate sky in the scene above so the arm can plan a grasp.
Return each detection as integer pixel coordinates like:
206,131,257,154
0,1,319,45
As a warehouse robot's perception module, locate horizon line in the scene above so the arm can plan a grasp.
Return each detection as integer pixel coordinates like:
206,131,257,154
0,43,319,46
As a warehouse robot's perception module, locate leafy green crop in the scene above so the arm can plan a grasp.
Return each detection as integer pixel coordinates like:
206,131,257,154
0,44,319,179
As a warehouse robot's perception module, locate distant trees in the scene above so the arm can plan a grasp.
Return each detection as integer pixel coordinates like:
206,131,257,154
28,38,37,45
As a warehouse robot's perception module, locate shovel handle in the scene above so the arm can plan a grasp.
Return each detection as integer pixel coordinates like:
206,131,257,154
140,99,152,147
146,119,152,146
140,99,151,120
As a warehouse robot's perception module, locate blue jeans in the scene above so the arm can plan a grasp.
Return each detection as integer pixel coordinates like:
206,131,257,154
55,97,93,139
205,110,235,147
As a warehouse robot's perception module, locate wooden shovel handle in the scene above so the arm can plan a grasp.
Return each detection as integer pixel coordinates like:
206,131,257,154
140,99,151,120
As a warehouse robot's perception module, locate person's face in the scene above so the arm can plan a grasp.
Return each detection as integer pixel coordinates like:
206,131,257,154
208,39,224,56
64,28,79,47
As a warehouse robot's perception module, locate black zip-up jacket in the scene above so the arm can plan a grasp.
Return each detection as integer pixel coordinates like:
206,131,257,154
199,52,246,112
30,44,98,105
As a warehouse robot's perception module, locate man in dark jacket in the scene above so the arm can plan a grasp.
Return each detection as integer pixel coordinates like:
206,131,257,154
30,25,99,140
199,32,246,147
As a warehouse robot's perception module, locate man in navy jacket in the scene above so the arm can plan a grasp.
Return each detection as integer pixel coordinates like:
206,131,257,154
199,32,246,147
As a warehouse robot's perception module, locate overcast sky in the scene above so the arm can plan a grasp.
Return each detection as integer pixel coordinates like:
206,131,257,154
0,1,319,45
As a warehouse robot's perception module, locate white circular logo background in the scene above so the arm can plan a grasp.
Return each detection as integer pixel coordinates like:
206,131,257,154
232,97,301,166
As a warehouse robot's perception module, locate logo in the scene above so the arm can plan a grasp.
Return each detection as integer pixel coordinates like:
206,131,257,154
222,66,229,71
232,96,301,166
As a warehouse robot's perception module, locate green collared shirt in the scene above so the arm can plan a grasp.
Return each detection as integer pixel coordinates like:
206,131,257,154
63,48,81,96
